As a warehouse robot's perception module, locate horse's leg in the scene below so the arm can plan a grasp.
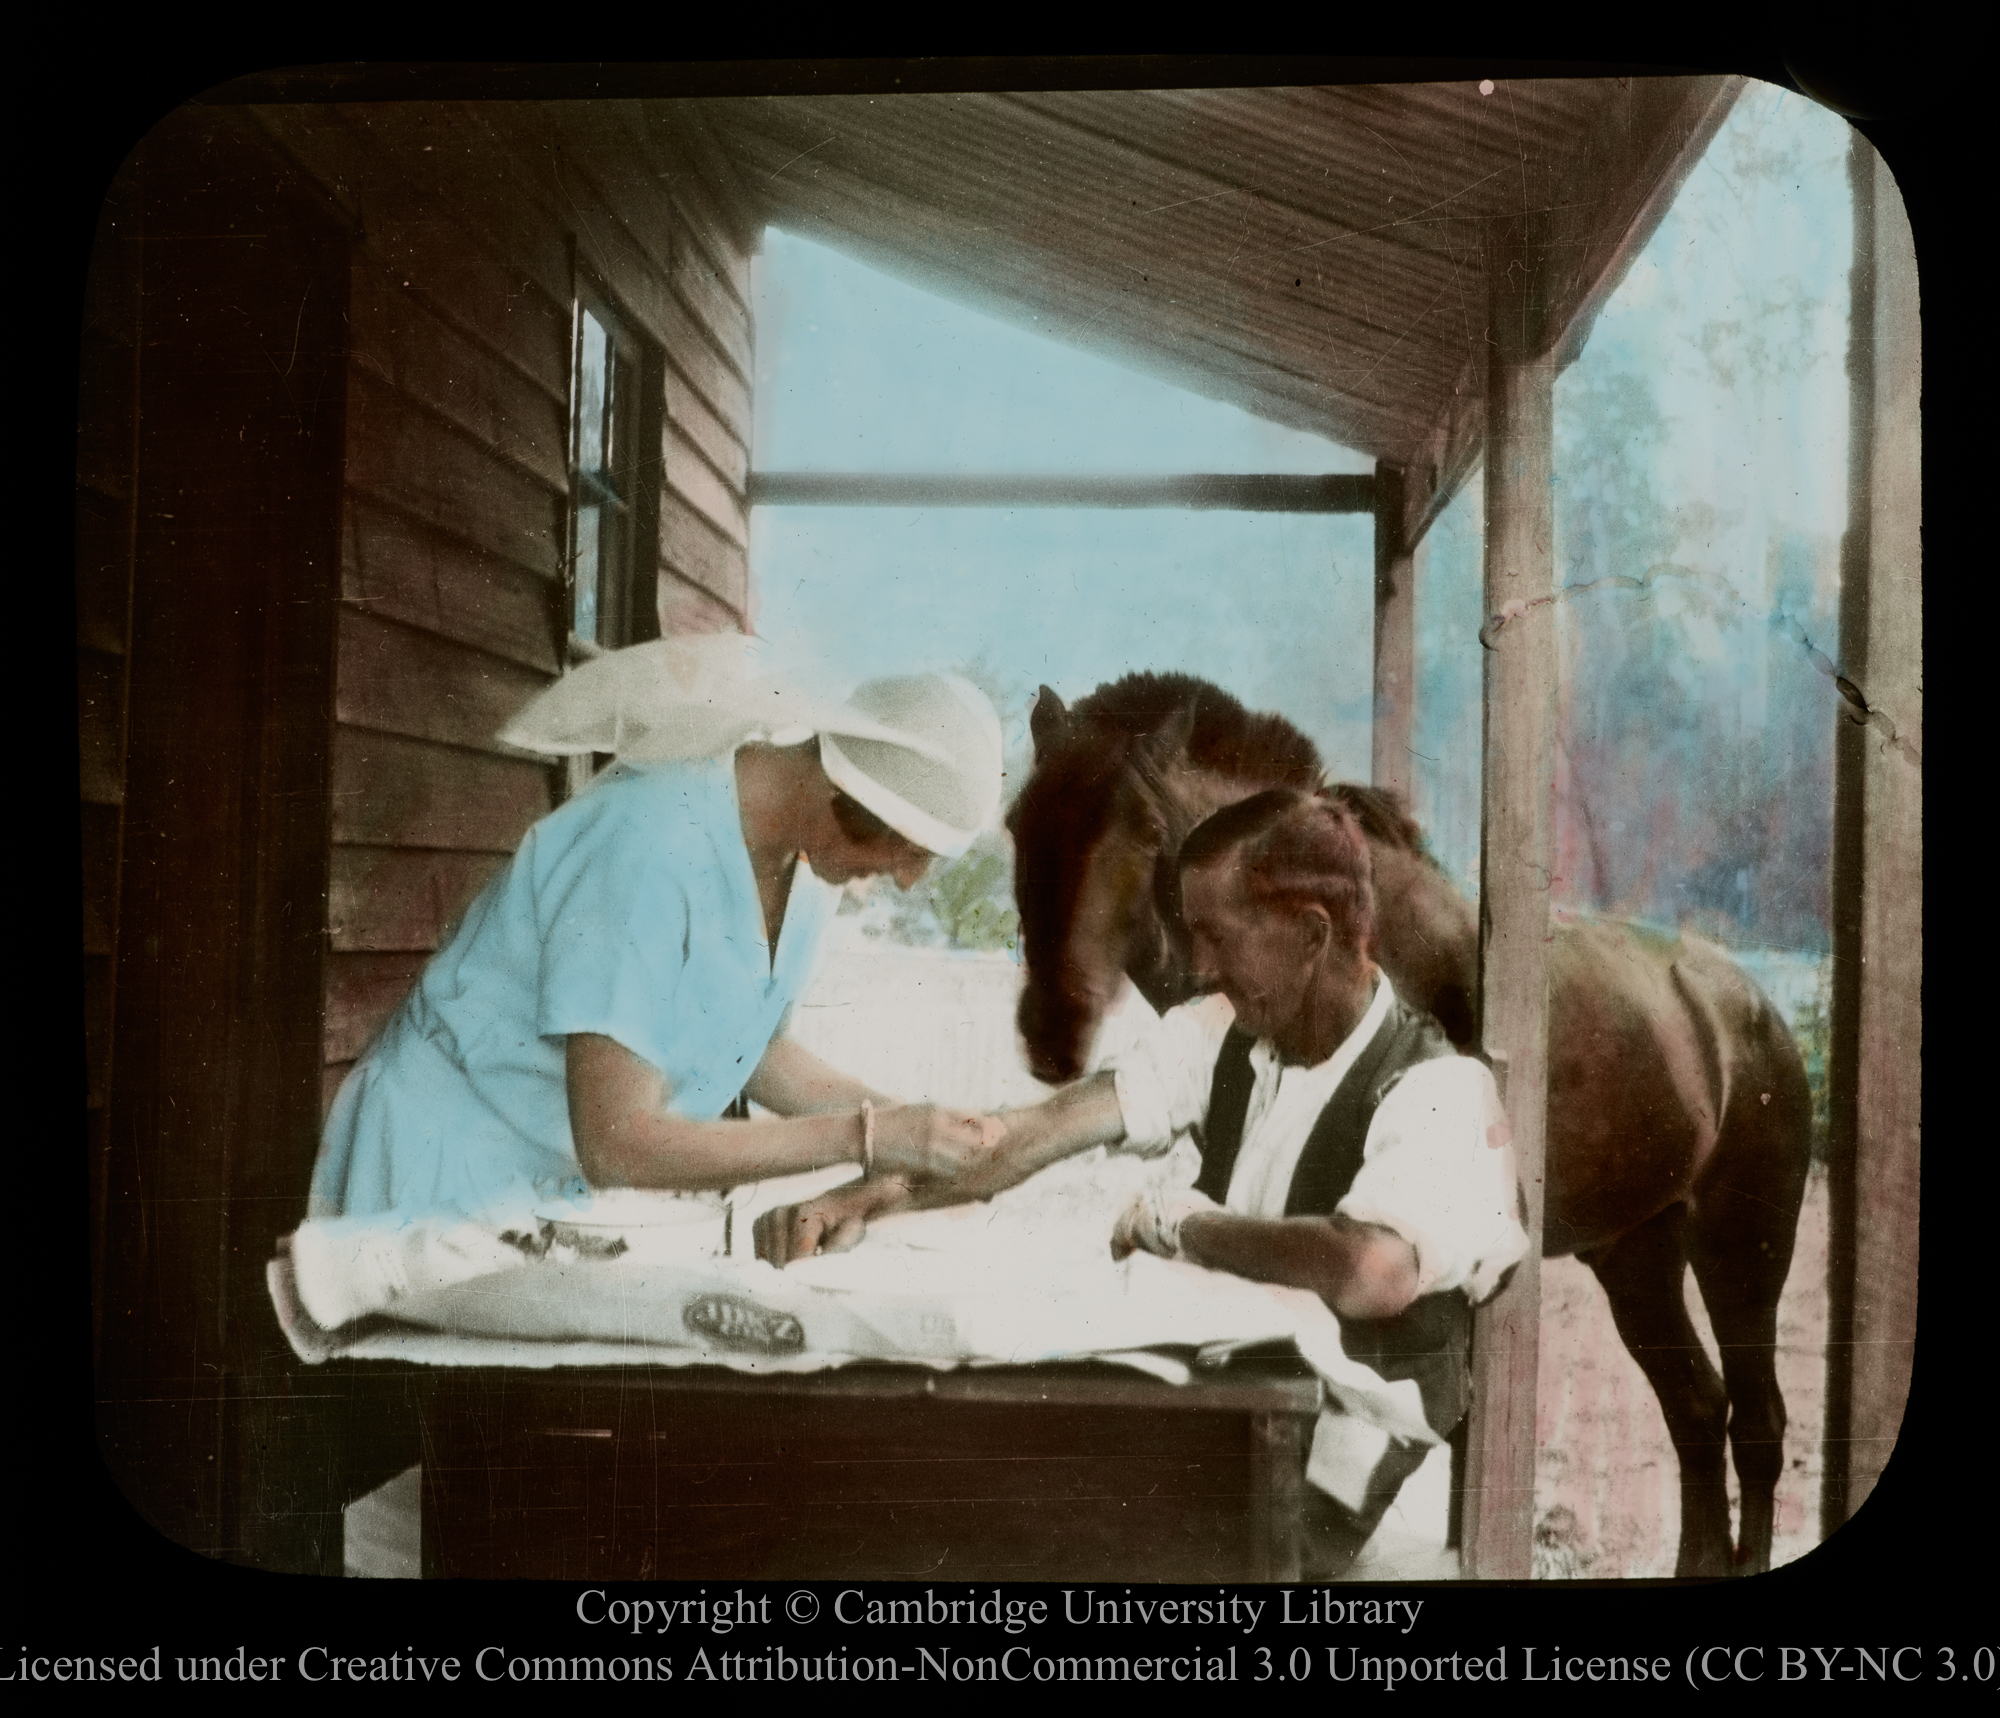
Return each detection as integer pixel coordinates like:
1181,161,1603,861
1582,1202,1734,1578
1686,1083,1812,1575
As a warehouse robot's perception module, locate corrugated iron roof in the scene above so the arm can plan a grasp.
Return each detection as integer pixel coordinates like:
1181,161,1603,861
686,78,1741,499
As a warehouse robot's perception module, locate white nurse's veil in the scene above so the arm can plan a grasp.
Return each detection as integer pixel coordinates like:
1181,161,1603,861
497,635,1001,856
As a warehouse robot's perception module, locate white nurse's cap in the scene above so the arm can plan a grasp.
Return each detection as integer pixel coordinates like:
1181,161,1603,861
817,672,1003,860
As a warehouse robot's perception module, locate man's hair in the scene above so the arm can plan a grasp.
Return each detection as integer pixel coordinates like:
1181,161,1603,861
830,788,906,848
1177,787,1374,954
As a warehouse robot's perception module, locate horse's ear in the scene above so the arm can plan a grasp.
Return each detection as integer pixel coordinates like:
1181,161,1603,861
1030,686,1069,758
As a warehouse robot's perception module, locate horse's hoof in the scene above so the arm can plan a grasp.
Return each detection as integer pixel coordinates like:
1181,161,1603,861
1674,1543,1734,1580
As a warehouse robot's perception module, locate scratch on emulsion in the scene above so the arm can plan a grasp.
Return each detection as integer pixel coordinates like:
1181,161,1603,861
1477,573,1920,769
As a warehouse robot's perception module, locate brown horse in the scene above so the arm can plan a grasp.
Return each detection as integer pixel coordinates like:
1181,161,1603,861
1007,672,1812,1578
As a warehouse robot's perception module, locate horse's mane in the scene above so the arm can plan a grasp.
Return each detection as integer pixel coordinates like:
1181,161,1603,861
1322,781,1435,863
1007,671,1442,876
1062,671,1323,786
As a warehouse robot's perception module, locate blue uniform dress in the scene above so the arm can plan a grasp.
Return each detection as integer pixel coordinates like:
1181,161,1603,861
309,756,839,1222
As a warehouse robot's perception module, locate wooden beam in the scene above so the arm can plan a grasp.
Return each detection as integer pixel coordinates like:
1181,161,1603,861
748,472,1374,512
102,106,352,1573
1397,350,1484,558
1822,134,1922,1538
1460,211,1558,1582
1370,462,1416,799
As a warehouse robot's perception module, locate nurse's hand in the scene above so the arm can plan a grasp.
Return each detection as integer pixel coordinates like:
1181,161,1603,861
755,1178,911,1266
870,1104,1005,1183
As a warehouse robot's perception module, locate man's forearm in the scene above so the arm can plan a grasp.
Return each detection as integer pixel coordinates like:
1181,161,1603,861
1177,1211,1420,1321
975,1073,1126,1195
858,1073,1128,1211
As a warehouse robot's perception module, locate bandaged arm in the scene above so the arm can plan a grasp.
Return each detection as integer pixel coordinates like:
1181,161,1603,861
757,997,1230,1262
770,996,1216,1228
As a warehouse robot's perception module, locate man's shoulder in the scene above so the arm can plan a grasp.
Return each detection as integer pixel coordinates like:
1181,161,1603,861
1374,1047,1494,1112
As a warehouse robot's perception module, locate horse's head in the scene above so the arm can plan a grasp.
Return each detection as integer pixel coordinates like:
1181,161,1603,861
1008,673,1324,1083
1008,691,1198,1083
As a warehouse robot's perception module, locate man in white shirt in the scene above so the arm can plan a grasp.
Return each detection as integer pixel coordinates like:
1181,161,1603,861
760,785,1526,1573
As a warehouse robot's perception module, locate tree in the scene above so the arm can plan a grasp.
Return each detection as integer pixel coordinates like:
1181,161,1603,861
1547,89,1848,958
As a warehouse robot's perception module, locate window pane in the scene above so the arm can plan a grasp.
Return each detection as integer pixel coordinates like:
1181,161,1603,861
605,342,639,499
573,506,601,642
599,507,630,646
575,309,609,476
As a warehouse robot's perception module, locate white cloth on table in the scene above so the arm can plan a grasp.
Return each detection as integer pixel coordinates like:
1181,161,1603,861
266,1148,1441,1450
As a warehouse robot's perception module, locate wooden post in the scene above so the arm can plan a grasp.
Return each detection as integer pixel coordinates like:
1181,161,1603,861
1822,135,1922,1538
1460,214,1557,1580
1371,462,1416,799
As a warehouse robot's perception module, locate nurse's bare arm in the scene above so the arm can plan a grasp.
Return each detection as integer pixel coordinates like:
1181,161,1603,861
566,1033,994,1192
742,1034,897,1116
756,1073,1126,1264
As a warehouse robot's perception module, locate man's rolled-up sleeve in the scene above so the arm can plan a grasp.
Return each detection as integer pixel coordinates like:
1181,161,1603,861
1336,1057,1529,1300
1102,993,1234,1156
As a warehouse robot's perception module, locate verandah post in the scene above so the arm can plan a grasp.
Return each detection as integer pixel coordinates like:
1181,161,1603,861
1461,211,1557,1581
1821,132,1922,1541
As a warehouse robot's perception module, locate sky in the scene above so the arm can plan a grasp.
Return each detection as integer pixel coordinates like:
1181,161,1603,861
746,83,1858,949
748,227,1377,781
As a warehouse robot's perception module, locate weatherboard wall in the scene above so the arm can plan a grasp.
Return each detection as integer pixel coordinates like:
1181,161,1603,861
249,104,763,1100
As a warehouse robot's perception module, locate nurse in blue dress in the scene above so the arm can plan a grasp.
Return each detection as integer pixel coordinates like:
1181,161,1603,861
309,643,1006,1224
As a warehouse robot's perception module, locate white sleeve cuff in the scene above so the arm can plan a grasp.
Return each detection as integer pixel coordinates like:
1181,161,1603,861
1112,1064,1176,1157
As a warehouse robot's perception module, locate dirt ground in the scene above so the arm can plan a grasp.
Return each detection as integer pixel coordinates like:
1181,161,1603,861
1532,1165,1829,1578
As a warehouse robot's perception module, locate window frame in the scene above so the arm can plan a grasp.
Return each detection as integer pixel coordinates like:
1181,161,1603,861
562,269,663,795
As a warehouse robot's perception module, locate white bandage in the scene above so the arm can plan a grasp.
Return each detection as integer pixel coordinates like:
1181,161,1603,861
1114,1186,1221,1259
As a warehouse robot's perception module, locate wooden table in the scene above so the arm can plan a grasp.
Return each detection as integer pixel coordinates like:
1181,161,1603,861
417,1357,1322,1581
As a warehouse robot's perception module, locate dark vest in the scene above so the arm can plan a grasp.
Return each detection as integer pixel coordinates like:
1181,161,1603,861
1194,991,1472,1438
